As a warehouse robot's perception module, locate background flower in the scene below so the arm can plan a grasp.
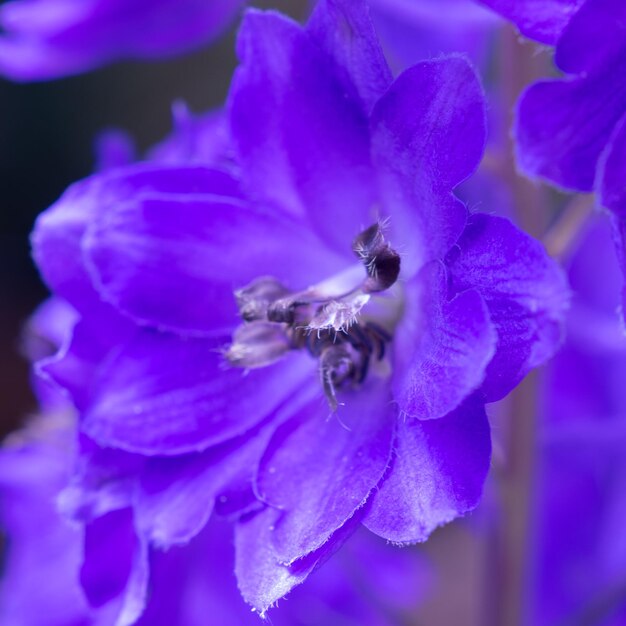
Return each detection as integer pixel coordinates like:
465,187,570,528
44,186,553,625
534,216,626,625
0,0,245,81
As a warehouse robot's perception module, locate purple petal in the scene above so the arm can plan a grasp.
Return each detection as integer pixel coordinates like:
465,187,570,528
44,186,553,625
59,436,144,522
235,507,362,615
148,104,233,169
0,0,244,81
599,115,626,219
363,396,491,543
0,420,89,626
370,56,485,275
229,9,377,253
392,261,497,420
84,190,345,335
23,297,79,409
32,164,240,314
81,508,149,626
306,0,392,112
134,411,288,547
82,510,135,608
255,379,394,564
447,214,569,401
598,116,626,317
82,330,316,455
554,0,626,74
39,305,135,411
477,0,583,45
516,55,626,191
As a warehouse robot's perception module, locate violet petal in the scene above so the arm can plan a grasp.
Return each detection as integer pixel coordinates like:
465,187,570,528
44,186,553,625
306,0,392,112
554,0,626,75
363,395,491,543
255,379,394,564
477,0,583,44
229,9,377,253
84,190,345,335
392,261,497,420
516,56,626,191
447,214,569,401
234,507,362,615
82,330,316,455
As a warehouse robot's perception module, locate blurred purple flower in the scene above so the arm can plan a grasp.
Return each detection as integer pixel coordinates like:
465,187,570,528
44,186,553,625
478,0,626,195
534,216,626,625
478,0,626,331
0,414,89,626
0,0,244,81
31,0,567,614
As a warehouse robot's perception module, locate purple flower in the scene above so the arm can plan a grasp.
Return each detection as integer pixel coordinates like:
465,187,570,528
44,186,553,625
32,0,567,614
478,0,626,195
0,0,243,81
534,216,626,625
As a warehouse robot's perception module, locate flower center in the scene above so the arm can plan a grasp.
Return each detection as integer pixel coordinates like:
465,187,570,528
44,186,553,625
225,222,402,410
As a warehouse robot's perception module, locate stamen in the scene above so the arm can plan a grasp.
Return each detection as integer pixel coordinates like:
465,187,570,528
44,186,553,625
319,344,355,412
235,277,290,322
352,221,401,293
226,222,402,410
225,321,291,368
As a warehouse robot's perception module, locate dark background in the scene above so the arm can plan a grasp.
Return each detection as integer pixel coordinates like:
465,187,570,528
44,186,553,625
0,0,306,433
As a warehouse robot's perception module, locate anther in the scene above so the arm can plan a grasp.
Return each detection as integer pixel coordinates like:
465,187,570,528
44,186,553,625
352,221,401,293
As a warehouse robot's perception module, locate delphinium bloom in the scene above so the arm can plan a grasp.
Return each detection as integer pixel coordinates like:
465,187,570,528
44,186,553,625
0,0,244,81
534,217,626,625
32,0,568,615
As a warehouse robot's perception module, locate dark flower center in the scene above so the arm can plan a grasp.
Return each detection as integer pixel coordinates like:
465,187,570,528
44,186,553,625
226,222,401,410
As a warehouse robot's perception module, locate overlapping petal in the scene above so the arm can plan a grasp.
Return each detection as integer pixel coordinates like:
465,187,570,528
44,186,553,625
39,306,134,411
447,214,568,401
255,379,394,564
81,508,149,626
516,56,626,191
229,9,378,253
363,396,490,543
134,413,288,547
370,56,484,275
392,261,496,419
554,0,626,74
307,0,392,112
234,507,363,615
600,118,626,219
32,165,240,314
82,330,316,455
84,188,344,335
